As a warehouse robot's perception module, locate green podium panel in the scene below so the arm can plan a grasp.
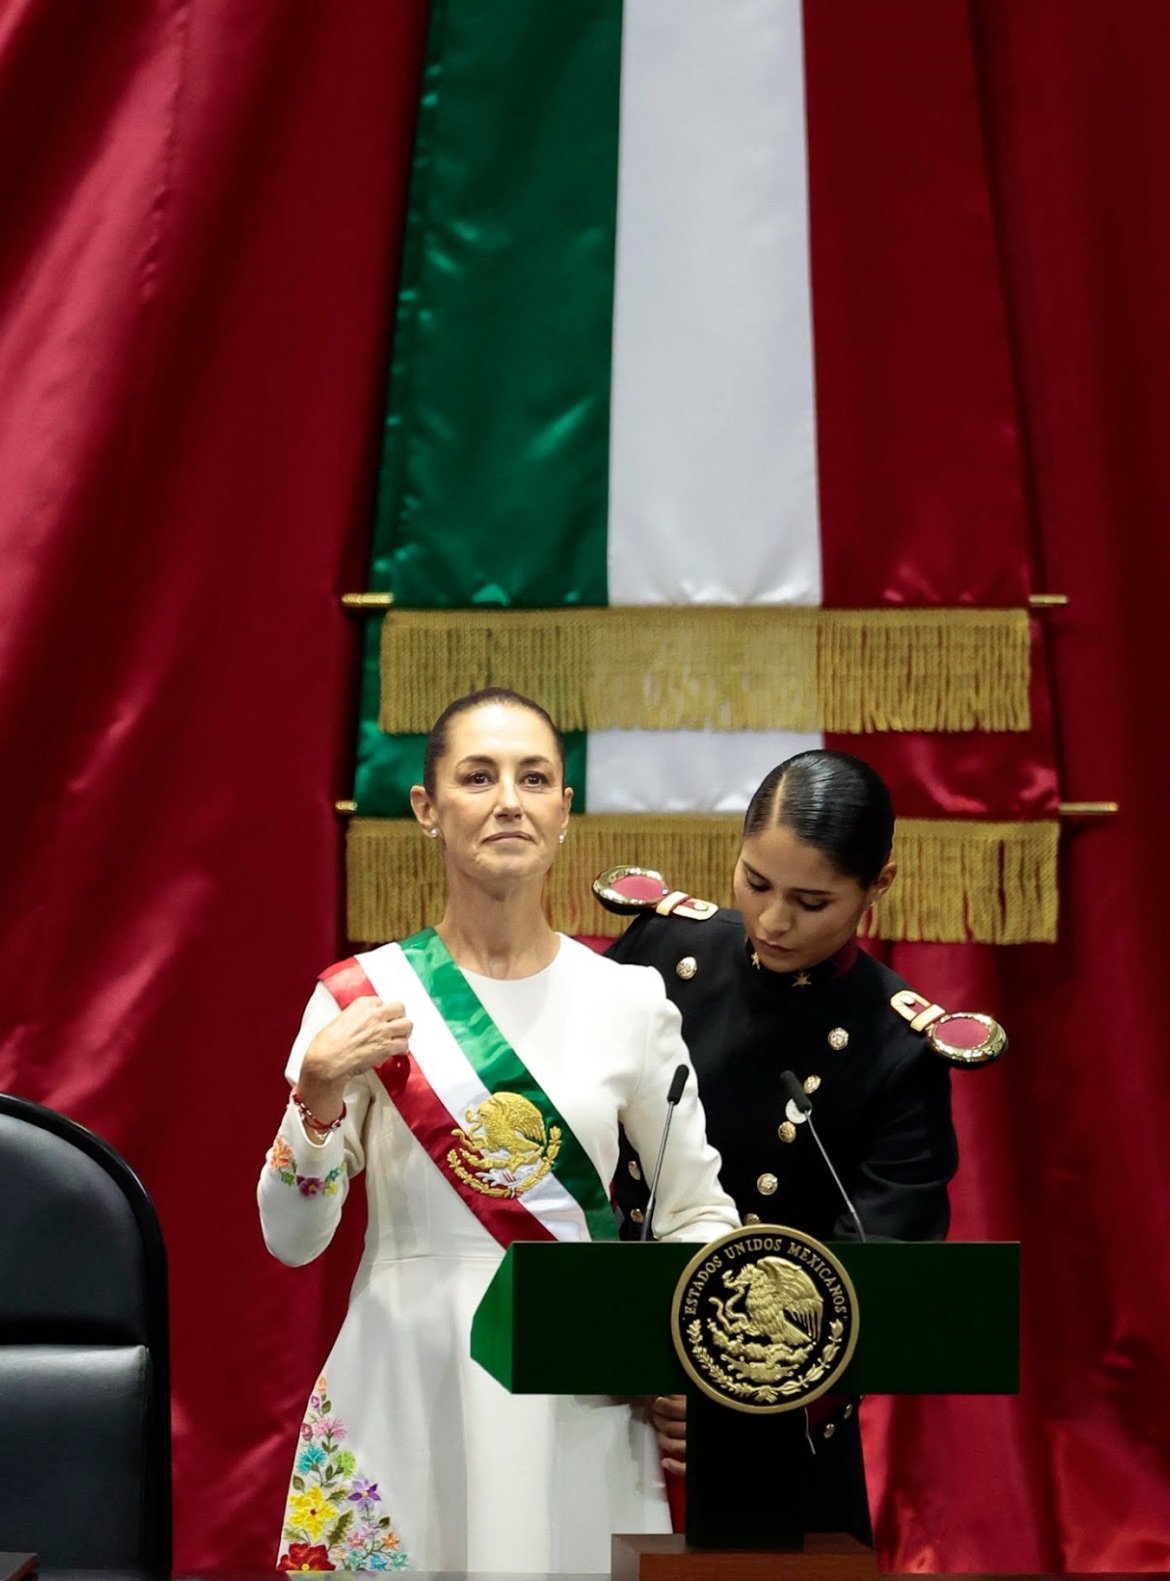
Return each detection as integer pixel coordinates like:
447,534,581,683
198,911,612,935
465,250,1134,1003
471,1239,1019,1398
472,1236,1019,1564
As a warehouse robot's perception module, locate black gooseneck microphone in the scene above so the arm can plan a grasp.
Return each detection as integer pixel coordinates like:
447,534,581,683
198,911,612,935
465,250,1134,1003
641,1063,690,1242
779,1069,867,1243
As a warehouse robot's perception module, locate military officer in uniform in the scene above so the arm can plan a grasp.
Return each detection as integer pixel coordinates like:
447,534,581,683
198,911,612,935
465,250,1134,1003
604,749,985,1546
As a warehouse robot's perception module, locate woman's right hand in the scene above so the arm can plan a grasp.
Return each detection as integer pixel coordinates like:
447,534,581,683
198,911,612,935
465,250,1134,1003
295,997,413,1125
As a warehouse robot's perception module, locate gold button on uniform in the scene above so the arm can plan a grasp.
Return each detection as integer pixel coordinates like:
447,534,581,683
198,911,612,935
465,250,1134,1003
803,1074,821,1095
828,1027,849,1051
823,1422,836,1440
628,1159,642,1181
629,1207,645,1224
778,1121,797,1144
744,1212,761,1224
675,956,698,979
756,1172,778,1196
843,1403,854,1419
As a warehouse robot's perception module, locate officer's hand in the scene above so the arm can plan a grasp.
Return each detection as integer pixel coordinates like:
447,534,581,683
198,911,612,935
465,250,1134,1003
650,1393,687,1475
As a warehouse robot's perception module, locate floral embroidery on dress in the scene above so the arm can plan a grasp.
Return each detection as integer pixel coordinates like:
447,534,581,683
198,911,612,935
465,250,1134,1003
267,1134,344,1197
279,1374,409,1571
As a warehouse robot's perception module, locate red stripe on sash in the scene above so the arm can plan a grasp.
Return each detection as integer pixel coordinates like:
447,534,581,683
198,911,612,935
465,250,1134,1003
319,956,379,1008
318,956,556,1249
375,1052,557,1249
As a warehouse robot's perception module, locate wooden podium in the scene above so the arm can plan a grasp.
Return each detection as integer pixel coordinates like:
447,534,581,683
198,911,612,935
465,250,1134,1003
471,1238,1019,1580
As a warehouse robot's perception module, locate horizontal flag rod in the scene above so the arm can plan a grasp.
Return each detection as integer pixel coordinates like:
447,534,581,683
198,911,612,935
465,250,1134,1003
335,799,1110,822
343,815,1059,946
344,592,1068,611
377,606,1032,734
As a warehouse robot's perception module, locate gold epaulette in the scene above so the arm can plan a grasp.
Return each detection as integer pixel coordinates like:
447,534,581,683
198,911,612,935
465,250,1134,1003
889,990,1008,1067
592,865,718,922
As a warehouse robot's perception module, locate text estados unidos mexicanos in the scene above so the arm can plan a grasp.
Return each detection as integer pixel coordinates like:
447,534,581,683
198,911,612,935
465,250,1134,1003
682,1235,847,1320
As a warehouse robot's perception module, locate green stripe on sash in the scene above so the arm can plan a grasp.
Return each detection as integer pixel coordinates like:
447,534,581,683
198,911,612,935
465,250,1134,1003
400,928,617,1241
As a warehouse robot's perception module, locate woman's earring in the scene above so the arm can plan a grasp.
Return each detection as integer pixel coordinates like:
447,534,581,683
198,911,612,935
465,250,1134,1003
426,828,439,839
559,832,566,844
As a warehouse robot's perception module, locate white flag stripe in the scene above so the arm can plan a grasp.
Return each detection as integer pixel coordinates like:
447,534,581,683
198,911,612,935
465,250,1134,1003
607,0,821,606
585,729,824,814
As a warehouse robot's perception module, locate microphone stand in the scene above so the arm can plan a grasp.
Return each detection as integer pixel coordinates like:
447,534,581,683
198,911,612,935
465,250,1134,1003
780,1070,867,1242
641,1065,689,1241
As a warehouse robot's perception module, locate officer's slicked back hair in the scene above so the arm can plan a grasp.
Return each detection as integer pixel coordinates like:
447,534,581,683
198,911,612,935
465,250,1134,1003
743,750,894,888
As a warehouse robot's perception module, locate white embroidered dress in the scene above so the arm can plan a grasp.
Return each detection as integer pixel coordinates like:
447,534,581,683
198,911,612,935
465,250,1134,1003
258,936,737,1574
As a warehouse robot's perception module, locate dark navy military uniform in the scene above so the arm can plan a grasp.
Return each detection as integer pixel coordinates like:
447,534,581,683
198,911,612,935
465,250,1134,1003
607,906,959,1544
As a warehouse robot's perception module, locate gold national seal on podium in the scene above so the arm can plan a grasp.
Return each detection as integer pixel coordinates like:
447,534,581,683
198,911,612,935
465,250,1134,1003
671,1226,860,1414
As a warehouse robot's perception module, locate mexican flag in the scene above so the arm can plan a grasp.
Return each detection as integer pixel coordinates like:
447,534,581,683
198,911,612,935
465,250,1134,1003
347,0,1057,945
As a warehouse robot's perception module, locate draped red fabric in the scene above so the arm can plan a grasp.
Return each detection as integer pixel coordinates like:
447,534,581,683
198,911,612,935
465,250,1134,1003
960,6,1170,1567
805,1,1030,612
804,0,1060,830
0,0,430,1566
809,1,1170,1570
2,1,1169,1574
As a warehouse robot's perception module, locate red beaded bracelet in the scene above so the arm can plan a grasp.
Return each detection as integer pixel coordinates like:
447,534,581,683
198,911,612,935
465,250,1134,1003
291,1088,346,1134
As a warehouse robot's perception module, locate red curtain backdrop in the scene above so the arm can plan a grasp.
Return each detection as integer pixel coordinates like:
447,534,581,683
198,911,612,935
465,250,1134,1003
0,0,431,1566
805,0,1061,831
834,3,1170,1570
1,1,1169,1571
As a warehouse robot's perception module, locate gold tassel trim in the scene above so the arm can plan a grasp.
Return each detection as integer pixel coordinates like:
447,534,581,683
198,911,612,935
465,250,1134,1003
378,606,1031,734
346,815,1058,946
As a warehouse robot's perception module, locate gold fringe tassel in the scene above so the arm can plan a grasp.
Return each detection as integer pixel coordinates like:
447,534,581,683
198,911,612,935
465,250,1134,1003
346,815,1058,947
378,606,1031,734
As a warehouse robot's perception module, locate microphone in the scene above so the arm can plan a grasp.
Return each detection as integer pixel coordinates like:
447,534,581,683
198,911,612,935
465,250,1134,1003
641,1063,690,1242
779,1070,867,1243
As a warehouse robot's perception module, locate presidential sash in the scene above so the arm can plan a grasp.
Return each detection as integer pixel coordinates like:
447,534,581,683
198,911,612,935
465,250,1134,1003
320,930,617,1248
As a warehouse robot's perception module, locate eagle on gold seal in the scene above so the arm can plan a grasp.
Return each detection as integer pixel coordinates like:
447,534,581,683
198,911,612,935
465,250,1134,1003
672,1226,859,1413
712,1257,823,1362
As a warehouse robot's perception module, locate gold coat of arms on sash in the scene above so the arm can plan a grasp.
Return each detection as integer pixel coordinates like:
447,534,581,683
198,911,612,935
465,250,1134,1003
671,1226,859,1412
448,1091,562,1198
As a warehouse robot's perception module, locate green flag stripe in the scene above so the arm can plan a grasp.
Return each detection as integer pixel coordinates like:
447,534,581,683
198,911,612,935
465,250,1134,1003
400,928,617,1240
369,0,622,607
354,705,587,819
354,615,587,814
356,0,624,813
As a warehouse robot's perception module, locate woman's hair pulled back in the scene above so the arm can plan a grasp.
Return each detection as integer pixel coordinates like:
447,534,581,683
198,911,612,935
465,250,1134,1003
743,749,894,888
422,687,566,795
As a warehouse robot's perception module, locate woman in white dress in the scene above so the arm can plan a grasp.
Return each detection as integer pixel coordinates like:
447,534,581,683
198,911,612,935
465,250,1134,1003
258,687,738,1574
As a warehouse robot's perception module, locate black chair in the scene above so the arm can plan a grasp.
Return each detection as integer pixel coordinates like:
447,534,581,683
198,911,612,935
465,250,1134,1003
0,1093,172,1570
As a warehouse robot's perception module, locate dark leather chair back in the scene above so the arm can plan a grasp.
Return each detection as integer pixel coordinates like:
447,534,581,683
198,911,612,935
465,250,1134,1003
0,1093,172,1569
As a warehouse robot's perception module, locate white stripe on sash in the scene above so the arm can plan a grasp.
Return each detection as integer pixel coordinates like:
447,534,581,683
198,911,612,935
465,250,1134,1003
361,944,595,1242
